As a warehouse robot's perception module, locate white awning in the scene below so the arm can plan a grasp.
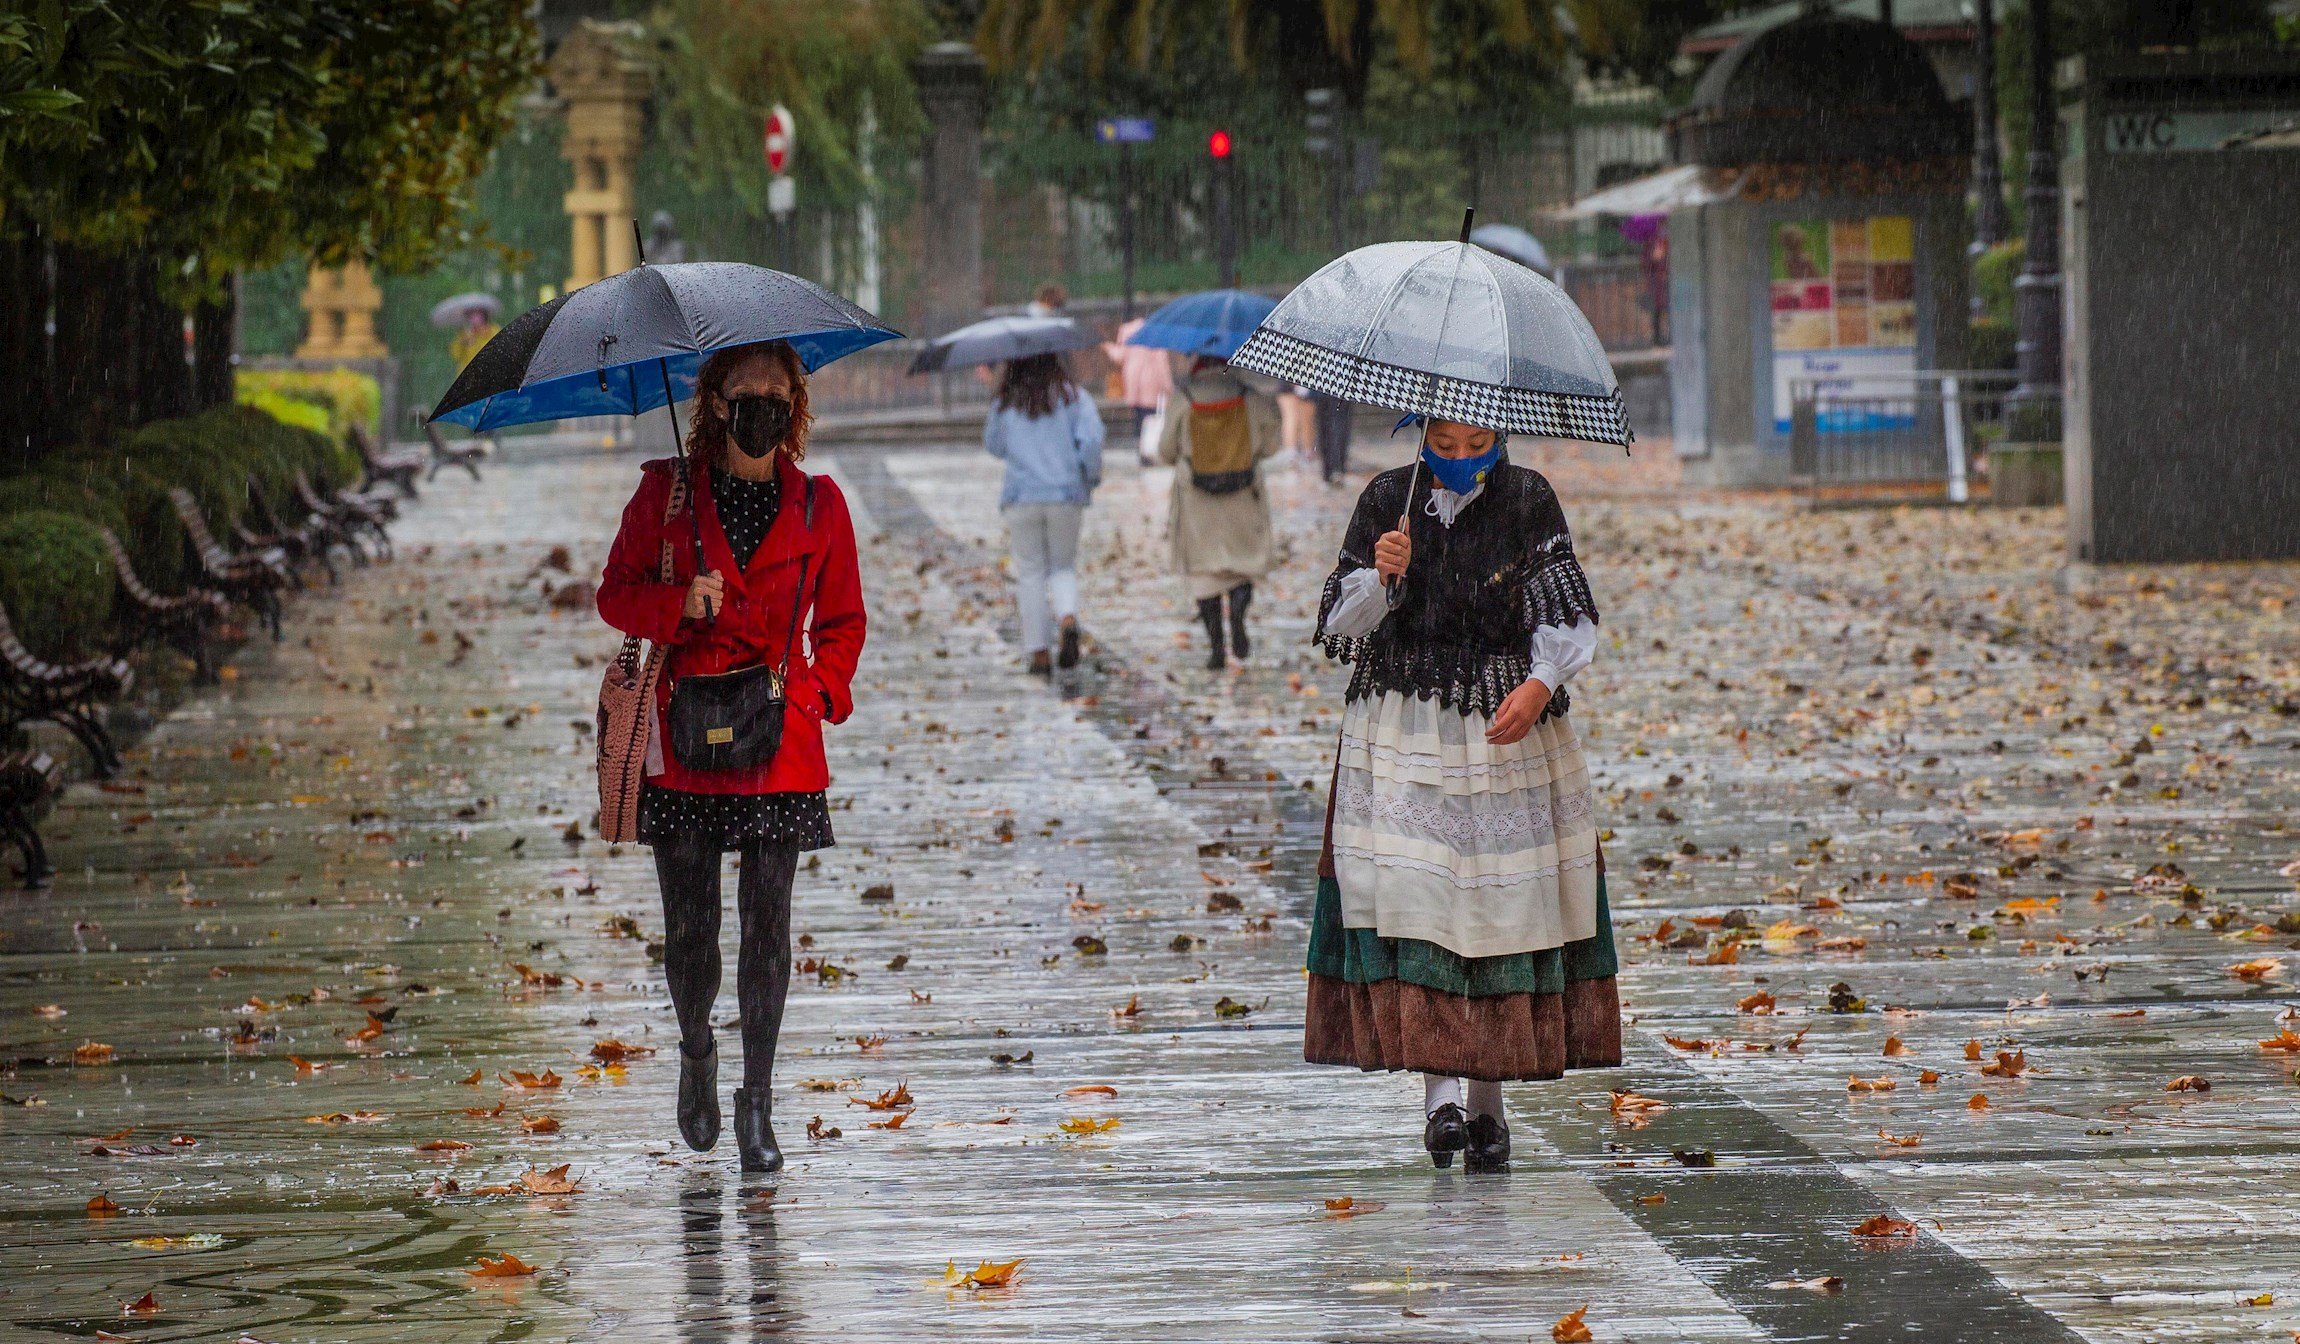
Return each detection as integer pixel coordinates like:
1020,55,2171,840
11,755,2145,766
1545,165,1742,220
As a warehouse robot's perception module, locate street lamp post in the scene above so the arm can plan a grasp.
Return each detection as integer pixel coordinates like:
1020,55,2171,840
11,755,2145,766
1969,0,2009,263
2009,0,2062,435
1209,128,1236,288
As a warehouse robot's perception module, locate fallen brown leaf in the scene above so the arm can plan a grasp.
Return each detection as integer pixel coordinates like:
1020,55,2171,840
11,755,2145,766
1552,1306,1594,1343
1967,1093,1991,1111
1980,1050,2029,1078
416,1139,473,1153
1738,991,1777,1014
1061,1084,1119,1098
1881,1036,1910,1057
1849,1215,1917,1239
850,1083,914,1111
588,1039,655,1065
74,1042,117,1066
2165,1075,2211,1093
469,1253,537,1278
519,1164,580,1194
87,1194,121,1216
520,1115,561,1135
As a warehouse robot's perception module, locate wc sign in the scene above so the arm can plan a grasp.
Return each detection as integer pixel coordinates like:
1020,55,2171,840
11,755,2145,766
2104,109,2300,151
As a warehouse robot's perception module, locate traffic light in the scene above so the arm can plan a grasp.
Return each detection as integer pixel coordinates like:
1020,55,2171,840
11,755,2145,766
1208,128,1232,159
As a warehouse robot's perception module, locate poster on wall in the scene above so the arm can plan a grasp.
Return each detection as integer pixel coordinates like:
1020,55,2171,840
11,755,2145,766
1769,215,1917,432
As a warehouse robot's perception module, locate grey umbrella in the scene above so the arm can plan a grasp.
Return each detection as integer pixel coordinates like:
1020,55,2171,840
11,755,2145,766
1229,230,1629,446
428,291,502,329
907,315,1100,374
1466,222,1552,277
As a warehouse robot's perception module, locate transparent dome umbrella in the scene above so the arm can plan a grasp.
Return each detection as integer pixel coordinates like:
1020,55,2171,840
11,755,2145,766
1229,210,1631,447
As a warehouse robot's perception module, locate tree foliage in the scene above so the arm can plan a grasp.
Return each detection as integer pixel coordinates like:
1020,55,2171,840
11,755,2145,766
644,0,934,220
1,0,539,299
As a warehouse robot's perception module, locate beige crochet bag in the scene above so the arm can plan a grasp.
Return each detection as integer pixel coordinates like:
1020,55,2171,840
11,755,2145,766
594,470,688,843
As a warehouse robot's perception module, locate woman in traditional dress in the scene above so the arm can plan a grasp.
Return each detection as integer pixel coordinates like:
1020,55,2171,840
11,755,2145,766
1303,415,1621,1172
597,340,868,1174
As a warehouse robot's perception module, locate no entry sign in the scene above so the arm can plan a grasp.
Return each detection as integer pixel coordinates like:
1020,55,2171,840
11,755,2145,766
763,104,795,175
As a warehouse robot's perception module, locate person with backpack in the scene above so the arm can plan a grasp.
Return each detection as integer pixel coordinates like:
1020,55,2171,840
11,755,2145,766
984,352,1106,676
1154,356,1281,669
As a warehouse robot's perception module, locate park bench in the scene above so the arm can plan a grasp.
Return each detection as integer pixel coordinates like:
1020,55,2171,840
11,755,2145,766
422,420,490,482
167,488,288,641
351,423,425,499
295,469,393,561
0,748,63,889
0,602,131,780
237,477,335,585
99,527,228,684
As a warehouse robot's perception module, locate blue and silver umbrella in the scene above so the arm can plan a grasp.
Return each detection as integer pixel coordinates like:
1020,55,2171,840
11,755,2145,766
1124,288,1278,360
430,261,900,431
906,315,1099,374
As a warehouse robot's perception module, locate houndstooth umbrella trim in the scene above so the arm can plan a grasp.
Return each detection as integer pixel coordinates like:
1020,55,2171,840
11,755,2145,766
1230,326,1634,446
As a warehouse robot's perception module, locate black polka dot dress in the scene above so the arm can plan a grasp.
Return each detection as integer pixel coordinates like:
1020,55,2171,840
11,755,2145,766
637,465,835,852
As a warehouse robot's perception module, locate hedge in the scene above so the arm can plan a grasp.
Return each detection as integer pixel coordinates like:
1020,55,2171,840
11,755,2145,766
0,510,116,661
235,367,382,439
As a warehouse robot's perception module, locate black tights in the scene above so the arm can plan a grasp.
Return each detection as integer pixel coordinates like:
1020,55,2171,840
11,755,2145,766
653,835,799,1090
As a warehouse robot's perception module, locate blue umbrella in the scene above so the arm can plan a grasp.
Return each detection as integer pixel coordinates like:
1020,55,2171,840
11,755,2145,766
1124,288,1279,360
430,261,900,431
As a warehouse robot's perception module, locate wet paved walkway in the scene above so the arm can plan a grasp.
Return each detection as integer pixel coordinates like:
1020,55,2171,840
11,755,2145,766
3,437,2296,1343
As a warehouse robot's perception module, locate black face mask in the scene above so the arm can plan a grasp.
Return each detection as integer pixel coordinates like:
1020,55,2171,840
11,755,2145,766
725,395,793,460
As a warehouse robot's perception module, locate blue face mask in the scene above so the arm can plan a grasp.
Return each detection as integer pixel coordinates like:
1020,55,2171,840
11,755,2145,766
1420,439,1501,495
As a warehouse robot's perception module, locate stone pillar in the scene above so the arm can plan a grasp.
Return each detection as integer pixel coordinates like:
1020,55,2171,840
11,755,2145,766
913,42,986,337
296,261,387,360
551,21,653,292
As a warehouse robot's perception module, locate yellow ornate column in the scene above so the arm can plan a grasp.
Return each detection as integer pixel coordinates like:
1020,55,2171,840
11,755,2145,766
296,261,387,360
551,21,653,292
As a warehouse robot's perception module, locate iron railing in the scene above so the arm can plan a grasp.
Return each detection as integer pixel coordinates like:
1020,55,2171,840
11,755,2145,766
1788,370,2032,502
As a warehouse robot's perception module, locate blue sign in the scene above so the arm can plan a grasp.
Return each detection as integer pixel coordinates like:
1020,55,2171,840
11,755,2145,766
1095,117,1156,145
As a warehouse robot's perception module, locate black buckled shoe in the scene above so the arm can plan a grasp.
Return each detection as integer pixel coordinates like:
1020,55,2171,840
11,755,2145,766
678,1043,720,1152
733,1084,783,1175
1057,620,1082,670
1464,1113,1511,1174
1423,1102,1469,1168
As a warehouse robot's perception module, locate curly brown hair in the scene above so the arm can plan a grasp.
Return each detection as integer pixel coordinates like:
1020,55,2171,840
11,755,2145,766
683,340,813,469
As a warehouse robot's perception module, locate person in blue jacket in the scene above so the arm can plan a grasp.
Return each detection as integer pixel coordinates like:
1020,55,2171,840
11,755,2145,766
983,352,1105,676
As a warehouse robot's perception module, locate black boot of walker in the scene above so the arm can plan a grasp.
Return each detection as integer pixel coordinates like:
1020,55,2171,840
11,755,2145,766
677,1042,719,1152
732,1084,783,1174
1197,596,1227,670
1424,1102,1469,1168
1227,582,1253,661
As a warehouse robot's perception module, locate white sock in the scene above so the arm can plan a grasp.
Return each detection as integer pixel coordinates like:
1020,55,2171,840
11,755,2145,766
1424,1074,1464,1116
1466,1079,1506,1125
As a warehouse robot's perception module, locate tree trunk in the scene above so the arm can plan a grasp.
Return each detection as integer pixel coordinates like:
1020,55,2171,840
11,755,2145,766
192,281,236,412
49,244,117,451
133,261,193,425
0,233,49,470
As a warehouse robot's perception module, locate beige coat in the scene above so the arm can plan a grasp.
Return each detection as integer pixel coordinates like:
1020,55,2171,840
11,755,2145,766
1156,365,1282,581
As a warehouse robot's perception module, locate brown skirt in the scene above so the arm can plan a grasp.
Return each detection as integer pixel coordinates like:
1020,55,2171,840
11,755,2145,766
1302,768,1623,1083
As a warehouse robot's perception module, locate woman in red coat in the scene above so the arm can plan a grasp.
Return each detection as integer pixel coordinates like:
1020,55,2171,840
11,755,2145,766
596,339,867,1174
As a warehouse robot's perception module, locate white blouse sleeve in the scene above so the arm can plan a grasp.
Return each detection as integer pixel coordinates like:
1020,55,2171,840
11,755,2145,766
1527,616,1597,692
1321,566,1394,639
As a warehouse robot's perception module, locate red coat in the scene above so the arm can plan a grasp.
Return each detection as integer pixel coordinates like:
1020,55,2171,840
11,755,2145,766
596,455,867,795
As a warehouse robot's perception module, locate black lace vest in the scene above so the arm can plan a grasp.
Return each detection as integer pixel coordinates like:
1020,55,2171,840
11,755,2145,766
1314,452,1598,720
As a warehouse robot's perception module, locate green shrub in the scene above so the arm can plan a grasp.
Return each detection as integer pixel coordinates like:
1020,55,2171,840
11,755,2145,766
1974,240,2023,329
0,510,117,661
123,405,342,536
235,368,382,438
0,453,183,589
1967,317,2016,371
241,387,332,437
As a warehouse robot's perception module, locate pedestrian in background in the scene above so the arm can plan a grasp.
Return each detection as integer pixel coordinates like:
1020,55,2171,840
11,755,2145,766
984,352,1105,675
1303,415,1620,1174
596,340,869,1175
1156,356,1279,670
1103,315,1175,465
1312,388,1354,484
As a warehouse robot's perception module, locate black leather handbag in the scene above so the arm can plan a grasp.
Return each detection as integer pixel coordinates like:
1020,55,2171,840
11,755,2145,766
666,475,814,774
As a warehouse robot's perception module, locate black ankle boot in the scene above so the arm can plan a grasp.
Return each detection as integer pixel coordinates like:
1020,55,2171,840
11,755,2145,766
677,1043,720,1152
733,1084,783,1174
1226,583,1253,660
1464,1113,1511,1173
1196,596,1227,670
1423,1102,1469,1168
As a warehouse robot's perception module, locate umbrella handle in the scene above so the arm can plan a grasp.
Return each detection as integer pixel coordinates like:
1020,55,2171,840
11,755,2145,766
1385,457,1422,598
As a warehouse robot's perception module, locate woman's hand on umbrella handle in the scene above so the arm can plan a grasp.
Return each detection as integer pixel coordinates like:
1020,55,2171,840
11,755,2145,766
1485,678,1552,746
683,570,726,622
1374,523,1412,582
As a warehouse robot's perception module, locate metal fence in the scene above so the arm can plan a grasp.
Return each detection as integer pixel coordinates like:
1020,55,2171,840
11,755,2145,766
1788,371,2028,502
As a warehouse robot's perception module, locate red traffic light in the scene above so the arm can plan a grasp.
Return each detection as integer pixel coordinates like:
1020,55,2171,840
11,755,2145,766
1208,129,1232,159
